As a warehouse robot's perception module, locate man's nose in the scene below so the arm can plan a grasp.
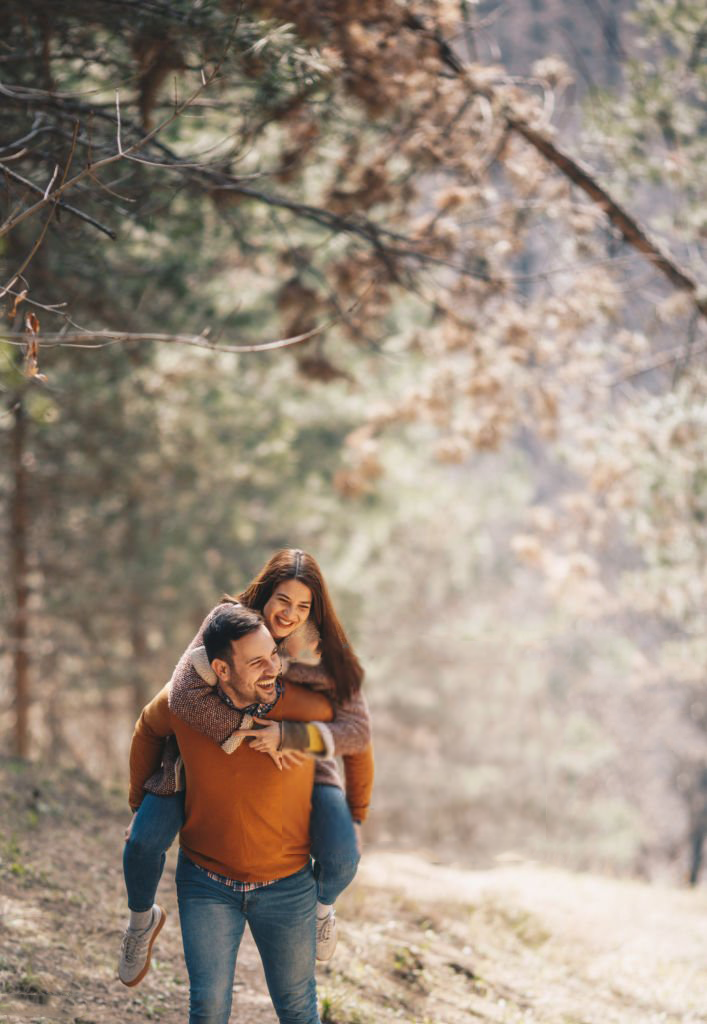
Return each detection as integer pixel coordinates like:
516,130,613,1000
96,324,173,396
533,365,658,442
269,652,281,674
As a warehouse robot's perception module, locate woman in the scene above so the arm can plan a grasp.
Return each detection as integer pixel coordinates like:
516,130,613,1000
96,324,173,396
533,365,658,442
119,549,373,986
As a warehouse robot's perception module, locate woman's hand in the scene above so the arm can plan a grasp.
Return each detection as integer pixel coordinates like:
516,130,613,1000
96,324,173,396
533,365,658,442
124,812,136,842
264,750,309,770
243,717,310,769
242,717,281,753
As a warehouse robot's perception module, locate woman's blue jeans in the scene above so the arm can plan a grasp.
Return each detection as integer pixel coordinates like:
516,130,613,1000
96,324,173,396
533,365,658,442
123,790,186,911
123,783,359,912
309,783,360,905
176,854,319,1024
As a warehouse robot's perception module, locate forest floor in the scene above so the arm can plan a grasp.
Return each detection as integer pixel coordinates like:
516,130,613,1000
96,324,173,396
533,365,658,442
1,757,707,1024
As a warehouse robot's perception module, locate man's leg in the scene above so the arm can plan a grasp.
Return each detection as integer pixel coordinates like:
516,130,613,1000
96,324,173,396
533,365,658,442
176,852,246,1024
247,865,320,1024
119,791,184,986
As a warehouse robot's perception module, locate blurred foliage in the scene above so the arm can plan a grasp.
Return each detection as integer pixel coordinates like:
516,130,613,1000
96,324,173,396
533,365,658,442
0,0,705,882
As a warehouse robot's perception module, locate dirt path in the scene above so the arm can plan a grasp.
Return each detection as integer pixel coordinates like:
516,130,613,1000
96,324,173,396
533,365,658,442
357,851,707,1024
2,761,707,1024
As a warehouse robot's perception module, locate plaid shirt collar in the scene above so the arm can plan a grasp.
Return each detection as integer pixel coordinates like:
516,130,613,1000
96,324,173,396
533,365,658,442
216,675,283,716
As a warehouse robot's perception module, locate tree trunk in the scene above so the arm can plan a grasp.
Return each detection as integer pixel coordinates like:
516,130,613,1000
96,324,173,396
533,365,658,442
10,391,30,758
688,826,704,887
130,608,151,719
124,491,151,719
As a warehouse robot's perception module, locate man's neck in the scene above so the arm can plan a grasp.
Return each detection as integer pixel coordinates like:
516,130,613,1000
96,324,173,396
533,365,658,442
218,682,254,710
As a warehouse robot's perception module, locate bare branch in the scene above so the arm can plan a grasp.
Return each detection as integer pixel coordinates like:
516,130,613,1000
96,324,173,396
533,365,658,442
0,164,116,238
610,339,707,387
404,11,707,319
42,164,59,198
0,25,235,238
0,122,80,300
506,117,706,313
0,282,376,354
115,89,123,155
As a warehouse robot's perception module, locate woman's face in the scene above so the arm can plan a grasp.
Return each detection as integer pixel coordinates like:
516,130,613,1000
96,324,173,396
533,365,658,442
263,578,312,640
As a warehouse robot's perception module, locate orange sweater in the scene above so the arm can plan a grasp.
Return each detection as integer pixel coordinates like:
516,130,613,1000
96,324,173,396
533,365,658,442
129,682,334,882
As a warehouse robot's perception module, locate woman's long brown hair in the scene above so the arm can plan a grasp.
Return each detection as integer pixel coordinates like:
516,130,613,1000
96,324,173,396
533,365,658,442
231,549,363,704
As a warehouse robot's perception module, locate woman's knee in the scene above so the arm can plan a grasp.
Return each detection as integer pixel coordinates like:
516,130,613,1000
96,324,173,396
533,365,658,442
313,824,360,874
124,830,168,862
318,848,359,888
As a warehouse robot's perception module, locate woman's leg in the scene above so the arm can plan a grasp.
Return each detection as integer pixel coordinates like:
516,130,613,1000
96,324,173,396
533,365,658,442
309,784,360,907
123,791,185,912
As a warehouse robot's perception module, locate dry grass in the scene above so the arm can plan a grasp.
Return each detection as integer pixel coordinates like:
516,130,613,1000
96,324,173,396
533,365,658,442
1,760,706,1024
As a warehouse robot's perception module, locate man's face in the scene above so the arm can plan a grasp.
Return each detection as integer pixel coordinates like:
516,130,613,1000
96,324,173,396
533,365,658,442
213,625,281,708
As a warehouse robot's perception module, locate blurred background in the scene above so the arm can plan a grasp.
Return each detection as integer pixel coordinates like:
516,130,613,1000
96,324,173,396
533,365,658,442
1,0,705,887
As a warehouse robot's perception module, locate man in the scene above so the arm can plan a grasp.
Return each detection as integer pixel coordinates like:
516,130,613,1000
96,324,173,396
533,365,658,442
126,604,333,1024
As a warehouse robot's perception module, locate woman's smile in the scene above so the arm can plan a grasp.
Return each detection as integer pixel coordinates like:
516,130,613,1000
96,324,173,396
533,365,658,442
263,579,313,639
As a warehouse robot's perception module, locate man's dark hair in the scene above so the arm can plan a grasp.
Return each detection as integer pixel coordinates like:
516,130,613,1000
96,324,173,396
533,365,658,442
203,605,265,665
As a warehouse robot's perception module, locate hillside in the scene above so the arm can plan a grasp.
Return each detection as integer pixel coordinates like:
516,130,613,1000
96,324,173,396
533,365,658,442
1,758,706,1024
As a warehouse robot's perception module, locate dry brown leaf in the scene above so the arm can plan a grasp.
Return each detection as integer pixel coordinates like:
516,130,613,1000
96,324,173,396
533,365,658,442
8,290,28,322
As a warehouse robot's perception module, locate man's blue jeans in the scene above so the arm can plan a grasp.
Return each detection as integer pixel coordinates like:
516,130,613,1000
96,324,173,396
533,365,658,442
176,853,320,1024
123,784,358,911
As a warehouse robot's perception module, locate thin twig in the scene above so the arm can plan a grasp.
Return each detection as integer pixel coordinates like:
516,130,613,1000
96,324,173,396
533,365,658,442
0,282,376,354
0,23,236,238
0,164,116,238
42,164,59,199
115,89,123,155
610,340,707,386
0,122,80,300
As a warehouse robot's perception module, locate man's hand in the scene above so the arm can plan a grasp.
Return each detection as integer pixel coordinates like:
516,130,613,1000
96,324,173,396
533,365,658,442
124,812,137,842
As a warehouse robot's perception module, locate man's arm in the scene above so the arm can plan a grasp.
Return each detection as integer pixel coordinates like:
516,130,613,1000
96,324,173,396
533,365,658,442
128,684,175,811
268,681,334,723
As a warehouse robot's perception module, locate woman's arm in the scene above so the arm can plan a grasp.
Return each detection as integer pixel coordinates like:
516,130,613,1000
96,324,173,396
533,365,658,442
247,689,371,763
281,660,334,690
313,689,371,759
168,603,258,751
343,743,375,823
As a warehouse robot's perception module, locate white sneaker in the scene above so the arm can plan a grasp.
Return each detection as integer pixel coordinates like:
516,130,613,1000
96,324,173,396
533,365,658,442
118,905,166,987
316,908,337,962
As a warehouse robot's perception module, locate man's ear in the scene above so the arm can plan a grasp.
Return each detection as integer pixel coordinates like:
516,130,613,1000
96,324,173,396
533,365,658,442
211,657,231,683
